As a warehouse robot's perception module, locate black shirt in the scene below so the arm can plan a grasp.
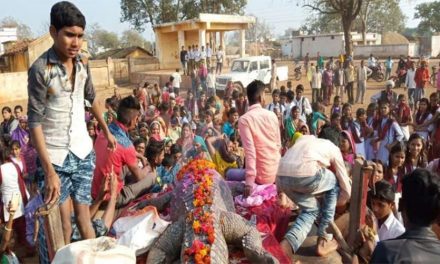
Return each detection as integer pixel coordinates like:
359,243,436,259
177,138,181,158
180,50,187,62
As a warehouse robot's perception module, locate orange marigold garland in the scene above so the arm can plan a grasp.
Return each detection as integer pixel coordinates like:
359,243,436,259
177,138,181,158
180,159,216,264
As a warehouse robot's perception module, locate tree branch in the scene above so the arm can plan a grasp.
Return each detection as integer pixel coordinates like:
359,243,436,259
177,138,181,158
302,4,340,15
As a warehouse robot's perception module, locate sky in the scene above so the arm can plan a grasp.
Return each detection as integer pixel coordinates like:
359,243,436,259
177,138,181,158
0,0,437,41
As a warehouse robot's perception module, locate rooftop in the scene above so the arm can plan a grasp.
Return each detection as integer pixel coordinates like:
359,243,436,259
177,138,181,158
94,46,154,60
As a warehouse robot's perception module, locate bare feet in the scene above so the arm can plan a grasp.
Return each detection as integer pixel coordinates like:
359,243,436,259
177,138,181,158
280,239,295,262
316,237,339,257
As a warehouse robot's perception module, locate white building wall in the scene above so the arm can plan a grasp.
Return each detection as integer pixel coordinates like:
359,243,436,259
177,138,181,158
354,44,411,58
0,28,17,55
431,35,440,57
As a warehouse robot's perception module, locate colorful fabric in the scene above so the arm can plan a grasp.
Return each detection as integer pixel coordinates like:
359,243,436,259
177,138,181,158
234,184,277,207
212,151,237,177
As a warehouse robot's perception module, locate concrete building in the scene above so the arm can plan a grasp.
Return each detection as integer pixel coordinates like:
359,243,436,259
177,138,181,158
153,13,255,69
0,27,17,55
281,32,381,58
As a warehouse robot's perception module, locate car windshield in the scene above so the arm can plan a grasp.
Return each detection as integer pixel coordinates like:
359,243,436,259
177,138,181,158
231,61,249,72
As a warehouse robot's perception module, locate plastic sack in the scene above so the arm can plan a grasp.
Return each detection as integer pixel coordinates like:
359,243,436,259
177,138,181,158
112,206,170,256
52,236,135,264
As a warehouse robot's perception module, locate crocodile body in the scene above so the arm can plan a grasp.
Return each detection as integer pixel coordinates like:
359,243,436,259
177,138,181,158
143,161,277,264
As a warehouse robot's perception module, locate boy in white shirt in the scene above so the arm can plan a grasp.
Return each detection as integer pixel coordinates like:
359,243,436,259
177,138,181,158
171,69,182,96
369,180,405,241
206,68,216,97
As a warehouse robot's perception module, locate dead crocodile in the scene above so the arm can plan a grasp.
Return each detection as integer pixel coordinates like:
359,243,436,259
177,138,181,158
137,160,278,264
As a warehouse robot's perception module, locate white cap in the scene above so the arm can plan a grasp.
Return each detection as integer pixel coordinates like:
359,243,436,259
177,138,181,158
385,80,395,88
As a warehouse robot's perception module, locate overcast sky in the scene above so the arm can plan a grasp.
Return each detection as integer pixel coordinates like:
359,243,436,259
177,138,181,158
1,0,436,41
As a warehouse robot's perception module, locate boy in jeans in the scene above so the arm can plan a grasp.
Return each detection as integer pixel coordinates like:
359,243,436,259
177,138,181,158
27,2,115,262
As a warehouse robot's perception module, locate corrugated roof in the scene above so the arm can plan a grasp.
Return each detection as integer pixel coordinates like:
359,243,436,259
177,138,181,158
94,46,153,60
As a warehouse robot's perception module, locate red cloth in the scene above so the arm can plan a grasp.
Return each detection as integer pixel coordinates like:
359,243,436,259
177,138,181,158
414,67,430,88
92,121,137,200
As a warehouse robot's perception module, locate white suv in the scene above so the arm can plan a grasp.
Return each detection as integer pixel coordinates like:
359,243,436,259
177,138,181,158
215,56,288,95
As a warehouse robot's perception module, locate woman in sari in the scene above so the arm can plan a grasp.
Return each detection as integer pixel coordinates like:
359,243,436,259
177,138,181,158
11,116,29,148
176,123,194,158
206,134,238,177
186,136,211,161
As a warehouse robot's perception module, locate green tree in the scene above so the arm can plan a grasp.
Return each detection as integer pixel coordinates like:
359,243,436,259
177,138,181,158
120,0,247,31
0,17,33,40
120,29,152,50
414,1,440,35
301,0,405,43
86,23,120,56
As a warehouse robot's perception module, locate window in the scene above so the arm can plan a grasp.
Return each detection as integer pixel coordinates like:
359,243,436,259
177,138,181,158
249,61,258,72
231,61,249,72
260,60,270,69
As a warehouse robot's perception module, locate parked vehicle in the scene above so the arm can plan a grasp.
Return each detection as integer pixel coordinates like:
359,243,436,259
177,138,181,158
367,62,385,82
215,56,288,94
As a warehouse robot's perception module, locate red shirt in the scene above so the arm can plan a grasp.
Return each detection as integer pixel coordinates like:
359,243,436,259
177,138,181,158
414,67,430,88
91,121,137,200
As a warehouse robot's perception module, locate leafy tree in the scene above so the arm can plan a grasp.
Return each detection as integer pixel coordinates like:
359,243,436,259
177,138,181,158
85,23,120,56
0,17,33,40
414,1,440,35
120,29,152,50
302,0,363,56
301,0,405,44
120,0,247,31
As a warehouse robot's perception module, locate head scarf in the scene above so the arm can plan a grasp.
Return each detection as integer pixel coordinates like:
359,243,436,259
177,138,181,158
11,116,29,147
341,130,356,165
289,132,303,148
187,136,211,161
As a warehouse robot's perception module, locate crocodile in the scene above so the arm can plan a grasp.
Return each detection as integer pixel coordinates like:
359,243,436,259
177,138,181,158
137,160,278,264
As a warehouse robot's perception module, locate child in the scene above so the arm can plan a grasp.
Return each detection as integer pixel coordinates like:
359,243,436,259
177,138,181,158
370,159,385,187
310,102,328,135
394,94,412,141
311,65,322,103
222,108,239,137
384,143,406,194
365,103,379,160
413,98,434,142
9,140,25,174
372,101,405,165
350,108,370,158
0,143,32,254
235,93,248,116
339,130,356,168
330,96,342,116
168,116,182,144
404,133,427,173
157,154,181,186
369,180,405,241
206,67,216,97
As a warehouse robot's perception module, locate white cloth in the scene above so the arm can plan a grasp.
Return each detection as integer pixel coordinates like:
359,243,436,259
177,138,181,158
206,73,215,88
405,69,416,89
312,72,322,89
0,162,28,220
376,212,405,241
53,236,136,264
216,50,224,63
171,72,181,88
277,135,352,205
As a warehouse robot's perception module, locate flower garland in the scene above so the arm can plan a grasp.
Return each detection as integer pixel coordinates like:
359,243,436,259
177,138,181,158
180,159,216,264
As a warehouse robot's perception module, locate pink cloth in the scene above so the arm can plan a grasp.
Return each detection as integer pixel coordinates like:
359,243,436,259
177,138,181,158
234,183,277,207
436,71,440,91
238,104,281,186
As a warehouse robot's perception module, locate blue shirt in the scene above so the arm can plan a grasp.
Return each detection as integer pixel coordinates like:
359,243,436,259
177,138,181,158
222,122,235,137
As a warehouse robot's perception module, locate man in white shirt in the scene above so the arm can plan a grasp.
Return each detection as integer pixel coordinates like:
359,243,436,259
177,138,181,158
194,45,201,67
206,68,216,97
356,60,372,104
216,46,224,74
277,134,351,258
405,62,416,109
170,69,182,96
370,180,405,241
199,45,207,66
368,53,377,69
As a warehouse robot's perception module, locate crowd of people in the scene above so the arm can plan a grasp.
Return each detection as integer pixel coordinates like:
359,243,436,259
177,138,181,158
0,1,440,263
